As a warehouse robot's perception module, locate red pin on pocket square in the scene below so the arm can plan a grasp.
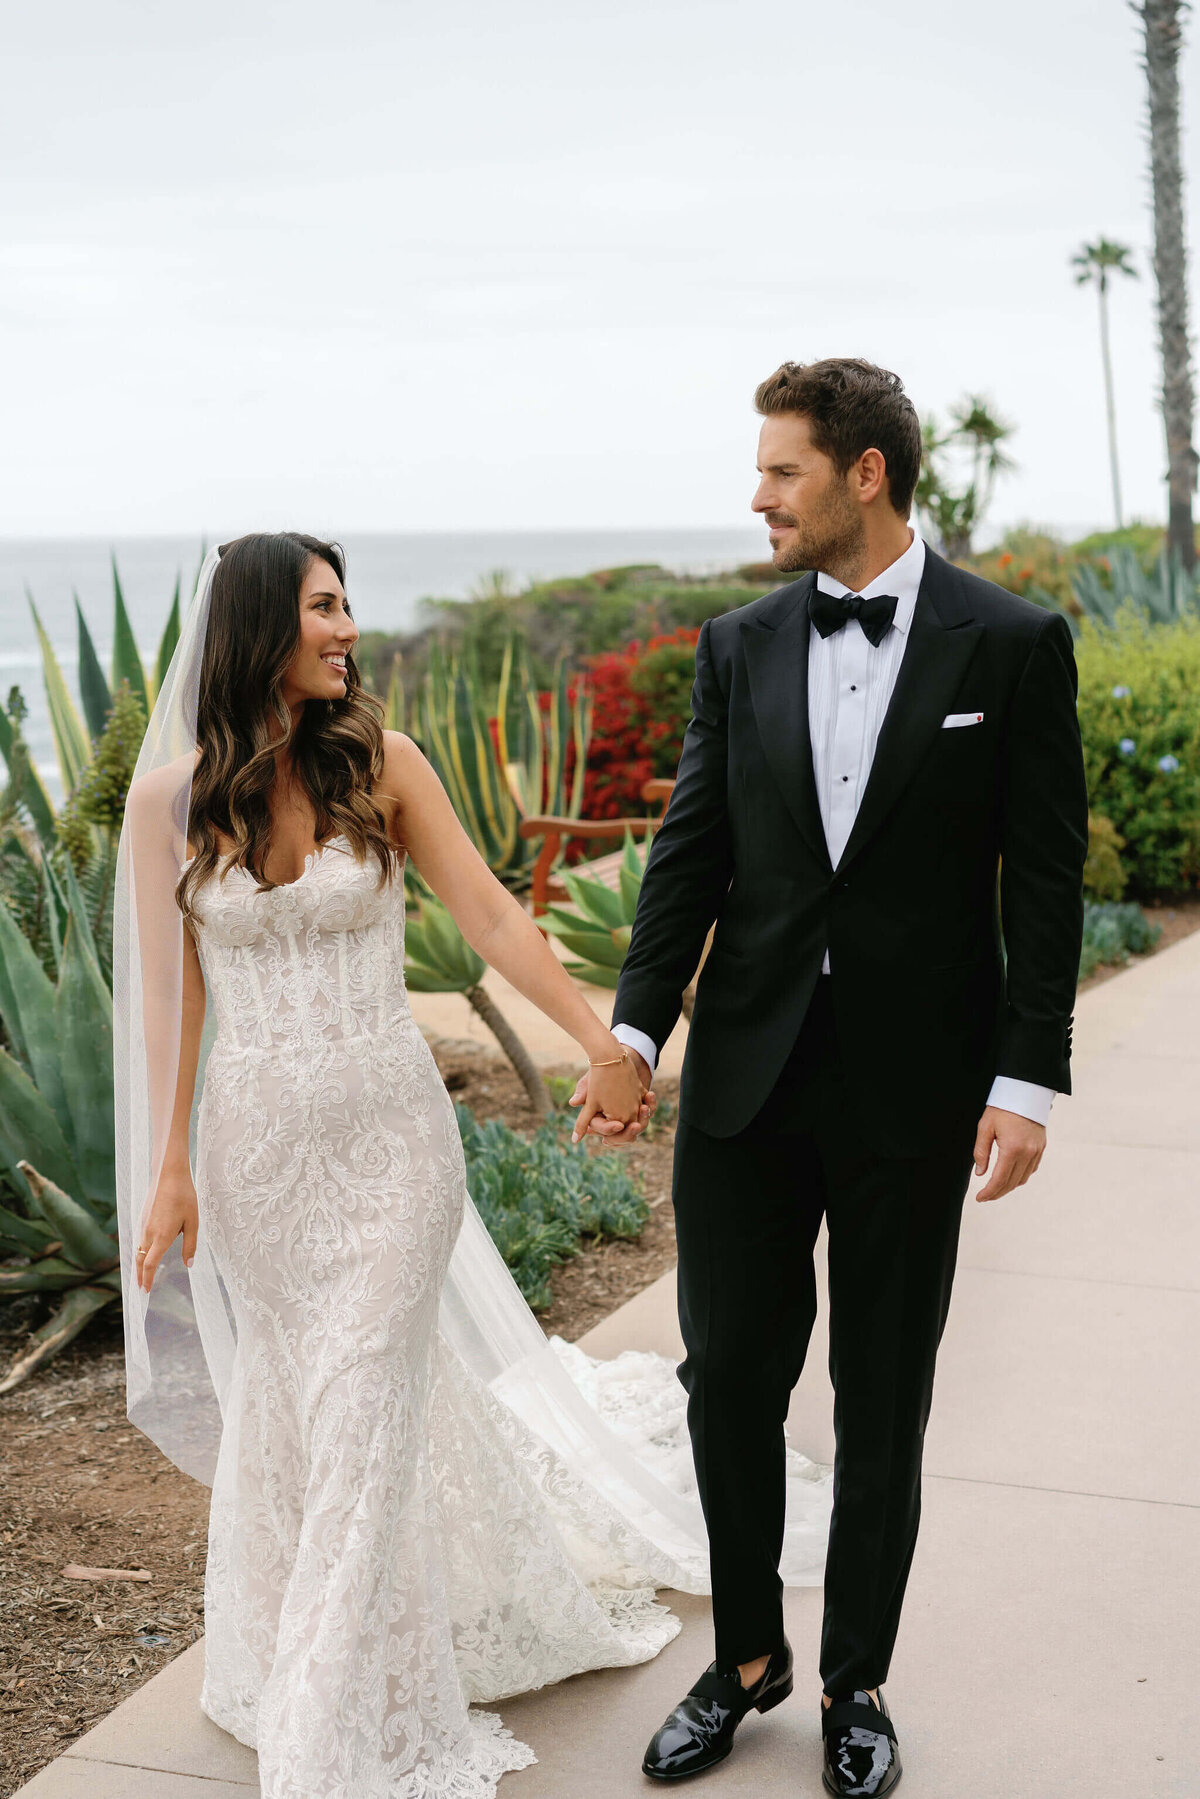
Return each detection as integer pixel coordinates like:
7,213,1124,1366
941,712,984,728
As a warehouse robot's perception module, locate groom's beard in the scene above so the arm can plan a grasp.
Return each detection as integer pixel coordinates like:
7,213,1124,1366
768,480,865,574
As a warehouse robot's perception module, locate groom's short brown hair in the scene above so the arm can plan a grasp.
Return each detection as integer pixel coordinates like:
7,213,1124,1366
754,358,922,517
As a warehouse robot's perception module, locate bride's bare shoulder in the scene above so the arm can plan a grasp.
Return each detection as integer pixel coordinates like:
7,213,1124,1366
380,729,424,766
377,731,431,800
373,732,424,841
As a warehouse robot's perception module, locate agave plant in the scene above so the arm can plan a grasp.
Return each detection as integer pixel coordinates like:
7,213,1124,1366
0,854,118,1391
537,828,695,1023
1066,544,1200,628
0,689,57,850
538,830,646,990
0,1162,120,1392
408,634,591,885
2,554,186,852
1,689,146,1018
403,886,551,1116
383,650,406,733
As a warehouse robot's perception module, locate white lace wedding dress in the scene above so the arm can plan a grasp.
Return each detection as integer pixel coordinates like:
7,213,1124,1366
183,831,833,1798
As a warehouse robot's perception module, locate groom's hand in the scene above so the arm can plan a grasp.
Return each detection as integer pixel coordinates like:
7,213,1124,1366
972,1105,1046,1202
569,1051,655,1145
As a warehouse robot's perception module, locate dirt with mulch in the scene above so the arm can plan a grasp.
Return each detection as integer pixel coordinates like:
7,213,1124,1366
3,900,1200,1795
0,1317,210,1796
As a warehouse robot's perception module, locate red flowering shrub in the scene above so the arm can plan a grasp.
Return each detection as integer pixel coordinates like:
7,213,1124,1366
480,633,699,860
581,629,699,819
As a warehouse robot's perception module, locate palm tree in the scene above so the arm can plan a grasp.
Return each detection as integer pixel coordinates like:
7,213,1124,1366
916,395,1016,560
1072,239,1138,528
1134,1,1198,569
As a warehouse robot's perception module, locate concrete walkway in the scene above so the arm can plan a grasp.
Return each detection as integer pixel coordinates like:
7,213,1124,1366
15,932,1200,1798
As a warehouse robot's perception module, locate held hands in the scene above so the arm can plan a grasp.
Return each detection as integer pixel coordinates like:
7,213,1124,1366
972,1105,1046,1203
569,1045,656,1146
137,1163,199,1294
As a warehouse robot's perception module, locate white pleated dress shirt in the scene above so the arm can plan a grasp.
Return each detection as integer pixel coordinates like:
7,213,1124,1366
614,528,1055,1127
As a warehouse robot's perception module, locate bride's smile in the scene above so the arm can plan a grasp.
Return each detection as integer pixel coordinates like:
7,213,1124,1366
280,556,359,707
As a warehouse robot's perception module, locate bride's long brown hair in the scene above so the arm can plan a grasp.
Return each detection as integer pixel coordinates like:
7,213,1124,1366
178,531,401,922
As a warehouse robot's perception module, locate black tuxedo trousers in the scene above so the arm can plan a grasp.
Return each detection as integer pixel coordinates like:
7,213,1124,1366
674,973,977,1692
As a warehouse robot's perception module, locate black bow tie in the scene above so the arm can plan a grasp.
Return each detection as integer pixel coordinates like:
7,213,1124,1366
808,586,899,648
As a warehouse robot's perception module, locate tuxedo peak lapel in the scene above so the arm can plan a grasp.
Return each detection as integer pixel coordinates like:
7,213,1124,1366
834,555,983,878
740,574,832,873
920,544,977,630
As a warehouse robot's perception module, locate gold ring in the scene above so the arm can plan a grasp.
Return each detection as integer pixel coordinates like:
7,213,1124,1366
135,1246,148,1258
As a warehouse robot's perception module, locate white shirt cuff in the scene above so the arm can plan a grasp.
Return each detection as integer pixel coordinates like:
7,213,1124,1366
986,1075,1055,1127
612,1023,658,1080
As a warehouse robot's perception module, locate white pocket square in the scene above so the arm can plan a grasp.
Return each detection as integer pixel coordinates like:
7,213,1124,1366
942,711,984,729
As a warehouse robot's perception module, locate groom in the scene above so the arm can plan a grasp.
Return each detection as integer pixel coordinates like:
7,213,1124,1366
592,359,1088,1794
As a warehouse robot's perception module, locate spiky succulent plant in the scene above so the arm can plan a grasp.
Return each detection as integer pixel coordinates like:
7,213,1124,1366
537,829,647,989
0,838,118,1391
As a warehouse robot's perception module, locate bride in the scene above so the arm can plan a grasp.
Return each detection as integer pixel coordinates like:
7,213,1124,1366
113,532,832,1799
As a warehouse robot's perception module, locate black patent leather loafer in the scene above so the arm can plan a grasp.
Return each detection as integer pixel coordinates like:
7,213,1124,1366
642,1639,793,1781
821,1687,902,1796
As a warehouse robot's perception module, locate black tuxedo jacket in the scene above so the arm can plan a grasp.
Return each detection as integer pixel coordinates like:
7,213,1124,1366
612,547,1090,1156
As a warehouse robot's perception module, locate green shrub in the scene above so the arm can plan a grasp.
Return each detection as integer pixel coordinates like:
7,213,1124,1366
455,1102,649,1309
543,1074,578,1111
1075,613,1200,898
1083,813,1127,902
1070,520,1181,570
1079,901,1162,980
628,633,702,739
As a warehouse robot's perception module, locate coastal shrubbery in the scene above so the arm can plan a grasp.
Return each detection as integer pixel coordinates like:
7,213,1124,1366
1079,902,1162,981
355,565,773,695
1074,614,1200,897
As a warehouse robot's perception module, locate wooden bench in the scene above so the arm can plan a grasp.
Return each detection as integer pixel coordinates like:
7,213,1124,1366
519,779,674,917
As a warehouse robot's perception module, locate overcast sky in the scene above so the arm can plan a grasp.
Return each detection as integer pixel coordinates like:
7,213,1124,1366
2,0,1195,540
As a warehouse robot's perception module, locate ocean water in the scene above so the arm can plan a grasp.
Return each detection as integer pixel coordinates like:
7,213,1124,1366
0,527,766,803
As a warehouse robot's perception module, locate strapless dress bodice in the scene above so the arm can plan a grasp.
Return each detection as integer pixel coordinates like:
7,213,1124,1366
185,833,411,1063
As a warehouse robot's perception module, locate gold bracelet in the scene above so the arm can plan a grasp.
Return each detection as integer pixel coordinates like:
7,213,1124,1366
588,1048,630,1067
